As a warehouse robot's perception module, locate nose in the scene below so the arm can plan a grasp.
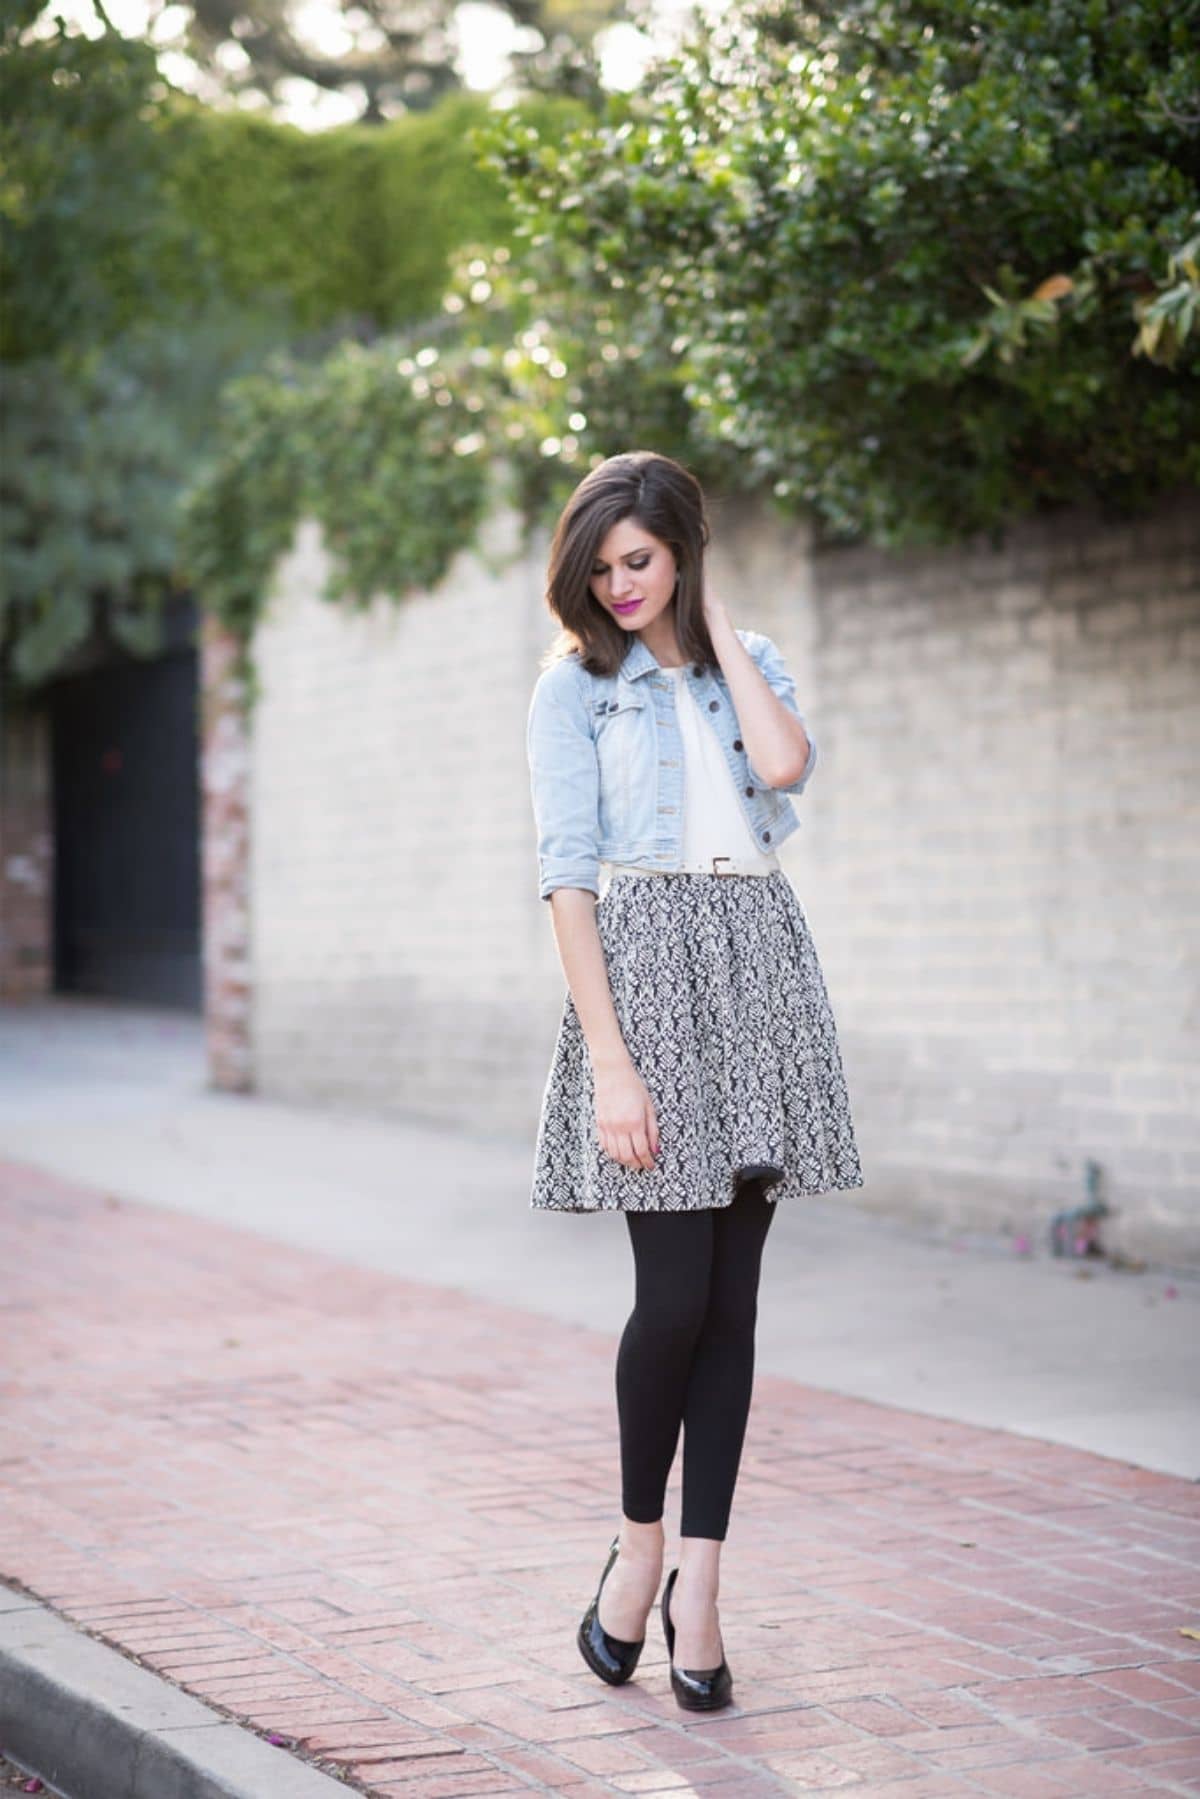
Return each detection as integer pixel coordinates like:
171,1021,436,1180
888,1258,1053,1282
611,568,635,598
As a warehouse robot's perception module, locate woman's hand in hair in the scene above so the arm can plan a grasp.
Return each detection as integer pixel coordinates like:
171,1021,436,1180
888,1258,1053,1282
594,1056,661,1172
702,584,733,636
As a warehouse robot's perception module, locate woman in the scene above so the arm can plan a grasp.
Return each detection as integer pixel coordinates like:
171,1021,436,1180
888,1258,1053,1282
525,450,864,1712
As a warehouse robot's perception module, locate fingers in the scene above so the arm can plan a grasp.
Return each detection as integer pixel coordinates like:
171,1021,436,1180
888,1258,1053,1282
602,1112,660,1171
596,1082,660,1172
614,1131,652,1171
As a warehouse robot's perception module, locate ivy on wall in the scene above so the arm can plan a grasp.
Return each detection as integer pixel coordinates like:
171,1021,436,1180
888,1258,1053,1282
181,333,495,690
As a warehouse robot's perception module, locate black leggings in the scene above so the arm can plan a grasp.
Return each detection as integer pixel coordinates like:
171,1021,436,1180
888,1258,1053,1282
615,1175,777,1542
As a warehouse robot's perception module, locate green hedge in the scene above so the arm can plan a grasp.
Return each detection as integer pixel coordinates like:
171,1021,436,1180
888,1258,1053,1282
159,91,585,333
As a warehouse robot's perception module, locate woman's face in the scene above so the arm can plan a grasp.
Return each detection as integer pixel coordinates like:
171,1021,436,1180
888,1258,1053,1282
588,516,678,632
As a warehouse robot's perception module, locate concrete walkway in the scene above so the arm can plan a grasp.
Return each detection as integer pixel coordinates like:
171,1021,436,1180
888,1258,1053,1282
0,998,1196,1481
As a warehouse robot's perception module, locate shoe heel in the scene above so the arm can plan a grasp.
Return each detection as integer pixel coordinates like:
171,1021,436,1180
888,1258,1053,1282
660,1565,678,1659
577,1533,646,1687
661,1564,733,1712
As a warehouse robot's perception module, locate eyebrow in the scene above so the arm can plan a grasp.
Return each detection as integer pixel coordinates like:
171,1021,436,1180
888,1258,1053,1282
591,546,654,565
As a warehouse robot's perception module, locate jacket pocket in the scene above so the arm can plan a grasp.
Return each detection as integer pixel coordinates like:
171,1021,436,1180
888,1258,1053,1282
593,692,646,839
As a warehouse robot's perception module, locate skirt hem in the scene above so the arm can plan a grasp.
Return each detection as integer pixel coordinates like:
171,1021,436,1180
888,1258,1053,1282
531,1171,867,1214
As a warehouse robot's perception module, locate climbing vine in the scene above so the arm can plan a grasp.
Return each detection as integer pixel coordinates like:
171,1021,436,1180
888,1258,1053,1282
181,331,496,684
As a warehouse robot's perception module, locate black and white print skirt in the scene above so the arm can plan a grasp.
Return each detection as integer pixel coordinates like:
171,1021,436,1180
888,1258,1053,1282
530,869,865,1213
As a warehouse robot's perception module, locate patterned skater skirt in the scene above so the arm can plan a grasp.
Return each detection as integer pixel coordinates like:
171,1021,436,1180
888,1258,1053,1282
530,868,865,1212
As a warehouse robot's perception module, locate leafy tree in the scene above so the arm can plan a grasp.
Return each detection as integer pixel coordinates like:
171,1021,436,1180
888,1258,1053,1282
484,0,1200,542
171,0,625,122
2,339,191,684
0,6,205,364
0,8,211,682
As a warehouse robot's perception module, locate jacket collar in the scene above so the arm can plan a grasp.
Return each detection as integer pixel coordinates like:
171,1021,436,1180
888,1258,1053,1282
620,635,683,682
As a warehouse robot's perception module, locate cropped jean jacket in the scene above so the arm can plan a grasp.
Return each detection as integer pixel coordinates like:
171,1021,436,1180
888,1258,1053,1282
526,627,817,902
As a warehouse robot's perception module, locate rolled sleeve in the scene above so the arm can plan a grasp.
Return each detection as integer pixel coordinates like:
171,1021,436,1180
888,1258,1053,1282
526,661,602,902
746,630,817,795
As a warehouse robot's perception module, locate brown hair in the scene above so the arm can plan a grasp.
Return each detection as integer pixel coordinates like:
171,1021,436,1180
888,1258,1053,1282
539,451,712,675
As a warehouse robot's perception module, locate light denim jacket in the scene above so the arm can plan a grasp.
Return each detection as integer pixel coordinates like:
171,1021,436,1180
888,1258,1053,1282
526,627,817,902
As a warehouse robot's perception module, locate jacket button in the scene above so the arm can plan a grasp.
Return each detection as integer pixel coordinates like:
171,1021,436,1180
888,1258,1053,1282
608,699,618,711
733,738,743,750
708,699,719,711
692,665,702,677
744,785,754,797
762,830,771,843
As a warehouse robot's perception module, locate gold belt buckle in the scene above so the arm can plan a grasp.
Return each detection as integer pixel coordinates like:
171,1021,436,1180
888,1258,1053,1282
712,855,735,876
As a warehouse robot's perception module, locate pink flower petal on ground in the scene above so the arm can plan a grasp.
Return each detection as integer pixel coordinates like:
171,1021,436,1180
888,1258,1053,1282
1164,1284,1178,1299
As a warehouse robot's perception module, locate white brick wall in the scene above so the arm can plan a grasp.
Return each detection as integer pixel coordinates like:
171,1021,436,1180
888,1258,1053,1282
249,507,569,1129
787,493,1200,1265
246,492,1200,1263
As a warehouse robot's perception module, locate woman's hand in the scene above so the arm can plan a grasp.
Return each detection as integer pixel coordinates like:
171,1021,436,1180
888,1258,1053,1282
702,583,734,638
594,1054,661,1171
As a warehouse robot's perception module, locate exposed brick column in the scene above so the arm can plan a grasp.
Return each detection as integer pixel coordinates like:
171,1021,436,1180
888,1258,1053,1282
200,614,252,1091
0,693,53,1000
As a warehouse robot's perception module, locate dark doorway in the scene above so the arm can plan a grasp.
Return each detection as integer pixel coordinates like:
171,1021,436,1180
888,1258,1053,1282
51,644,202,1009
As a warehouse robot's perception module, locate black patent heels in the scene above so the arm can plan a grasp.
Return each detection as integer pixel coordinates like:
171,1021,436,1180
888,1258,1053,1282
661,1565,734,1711
577,1533,646,1685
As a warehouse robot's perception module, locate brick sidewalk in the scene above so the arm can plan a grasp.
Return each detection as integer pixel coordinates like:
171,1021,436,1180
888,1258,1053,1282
1,1159,1198,1798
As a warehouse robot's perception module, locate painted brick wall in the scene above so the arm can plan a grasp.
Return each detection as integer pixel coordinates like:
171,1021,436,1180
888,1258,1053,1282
248,508,560,1130
792,493,1200,1265
0,694,53,1001
244,492,1200,1263
202,615,253,1090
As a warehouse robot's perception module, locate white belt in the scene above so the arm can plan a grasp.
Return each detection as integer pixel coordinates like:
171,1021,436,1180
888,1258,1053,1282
605,854,780,879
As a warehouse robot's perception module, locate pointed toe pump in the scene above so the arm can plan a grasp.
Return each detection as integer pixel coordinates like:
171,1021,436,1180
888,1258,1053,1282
577,1534,646,1685
661,1565,734,1711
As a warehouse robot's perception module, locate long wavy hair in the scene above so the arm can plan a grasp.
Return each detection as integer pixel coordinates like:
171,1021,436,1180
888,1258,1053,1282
539,451,712,675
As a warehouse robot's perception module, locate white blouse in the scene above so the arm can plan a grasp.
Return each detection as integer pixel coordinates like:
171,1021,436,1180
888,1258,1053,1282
602,664,781,889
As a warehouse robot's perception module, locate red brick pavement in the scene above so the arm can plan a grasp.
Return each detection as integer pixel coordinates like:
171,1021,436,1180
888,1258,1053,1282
1,1156,1198,1798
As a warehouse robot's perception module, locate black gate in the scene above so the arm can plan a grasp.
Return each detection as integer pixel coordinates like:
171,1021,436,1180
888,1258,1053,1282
51,643,202,1009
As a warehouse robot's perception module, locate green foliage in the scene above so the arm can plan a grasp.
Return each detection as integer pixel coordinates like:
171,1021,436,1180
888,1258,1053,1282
1133,227,1200,368
0,3,582,689
435,242,735,530
10,0,1196,697
483,0,1200,543
159,93,585,335
370,95,586,325
181,334,493,660
1,340,188,683
158,104,378,337
0,12,225,686
0,316,280,685
0,13,204,363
